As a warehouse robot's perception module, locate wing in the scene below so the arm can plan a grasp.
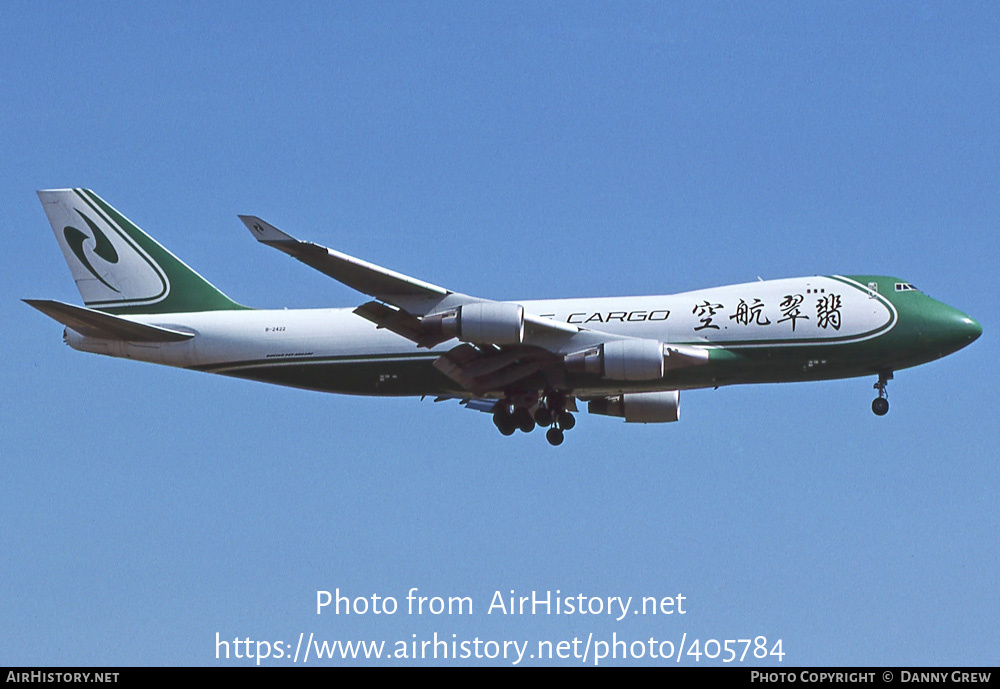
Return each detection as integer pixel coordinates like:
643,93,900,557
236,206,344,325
239,215,588,348
240,216,709,395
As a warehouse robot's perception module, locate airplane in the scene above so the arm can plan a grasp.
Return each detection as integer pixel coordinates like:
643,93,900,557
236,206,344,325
26,189,982,446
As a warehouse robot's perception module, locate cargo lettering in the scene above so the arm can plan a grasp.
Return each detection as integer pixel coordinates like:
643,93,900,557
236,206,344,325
566,310,670,324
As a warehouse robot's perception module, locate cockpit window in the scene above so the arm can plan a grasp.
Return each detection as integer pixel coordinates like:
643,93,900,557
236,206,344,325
894,283,920,292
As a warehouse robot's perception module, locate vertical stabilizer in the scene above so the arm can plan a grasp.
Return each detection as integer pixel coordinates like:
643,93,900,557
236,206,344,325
38,188,247,314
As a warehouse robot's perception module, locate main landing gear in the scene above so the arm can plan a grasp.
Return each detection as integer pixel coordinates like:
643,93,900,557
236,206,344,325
492,390,576,446
872,371,892,416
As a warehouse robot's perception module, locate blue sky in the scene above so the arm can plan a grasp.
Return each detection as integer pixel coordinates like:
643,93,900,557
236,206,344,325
2,2,997,666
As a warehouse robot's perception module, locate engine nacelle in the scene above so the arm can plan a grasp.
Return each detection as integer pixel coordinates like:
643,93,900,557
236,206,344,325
423,302,525,345
588,391,680,423
565,339,665,380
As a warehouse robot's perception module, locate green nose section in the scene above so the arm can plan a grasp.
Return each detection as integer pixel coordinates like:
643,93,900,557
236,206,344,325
929,306,981,353
960,314,983,343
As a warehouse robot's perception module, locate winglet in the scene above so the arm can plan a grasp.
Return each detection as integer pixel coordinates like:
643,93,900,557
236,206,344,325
239,215,296,244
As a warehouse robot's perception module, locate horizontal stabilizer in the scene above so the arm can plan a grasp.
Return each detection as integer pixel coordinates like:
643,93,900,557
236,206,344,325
24,299,194,342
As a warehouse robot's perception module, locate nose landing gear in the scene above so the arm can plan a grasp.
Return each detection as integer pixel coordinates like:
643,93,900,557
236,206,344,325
872,371,892,416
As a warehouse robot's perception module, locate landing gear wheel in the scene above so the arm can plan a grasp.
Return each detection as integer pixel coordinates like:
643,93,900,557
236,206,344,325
512,407,535,433
546,427,564,446
557,411,576,430
534,407,553,427
493,409,516,436
872,371,892,417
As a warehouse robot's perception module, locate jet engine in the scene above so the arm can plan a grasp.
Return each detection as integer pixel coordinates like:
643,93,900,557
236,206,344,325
565,341,710,381
564,339,665,380
422,303,525,345
588,391,681,423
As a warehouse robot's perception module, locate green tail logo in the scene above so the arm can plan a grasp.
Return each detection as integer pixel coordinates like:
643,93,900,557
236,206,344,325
40,188,248,314
64,210,120,293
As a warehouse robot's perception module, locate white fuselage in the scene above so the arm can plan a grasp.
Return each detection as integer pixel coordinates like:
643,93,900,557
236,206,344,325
66,275,896,397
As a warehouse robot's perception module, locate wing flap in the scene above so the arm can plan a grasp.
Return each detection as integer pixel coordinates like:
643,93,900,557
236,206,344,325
352,300,453,348
432,343,560,396
24,299,194,342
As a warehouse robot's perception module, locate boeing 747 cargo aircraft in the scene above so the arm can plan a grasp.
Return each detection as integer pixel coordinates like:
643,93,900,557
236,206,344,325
26,189,981,445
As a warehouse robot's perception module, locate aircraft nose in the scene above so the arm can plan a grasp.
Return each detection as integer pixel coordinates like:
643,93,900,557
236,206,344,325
958,313,983,343
933,307,982,351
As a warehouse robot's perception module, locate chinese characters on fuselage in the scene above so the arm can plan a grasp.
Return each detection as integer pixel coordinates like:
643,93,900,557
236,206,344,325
698,294,842,333
557,295,843,335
